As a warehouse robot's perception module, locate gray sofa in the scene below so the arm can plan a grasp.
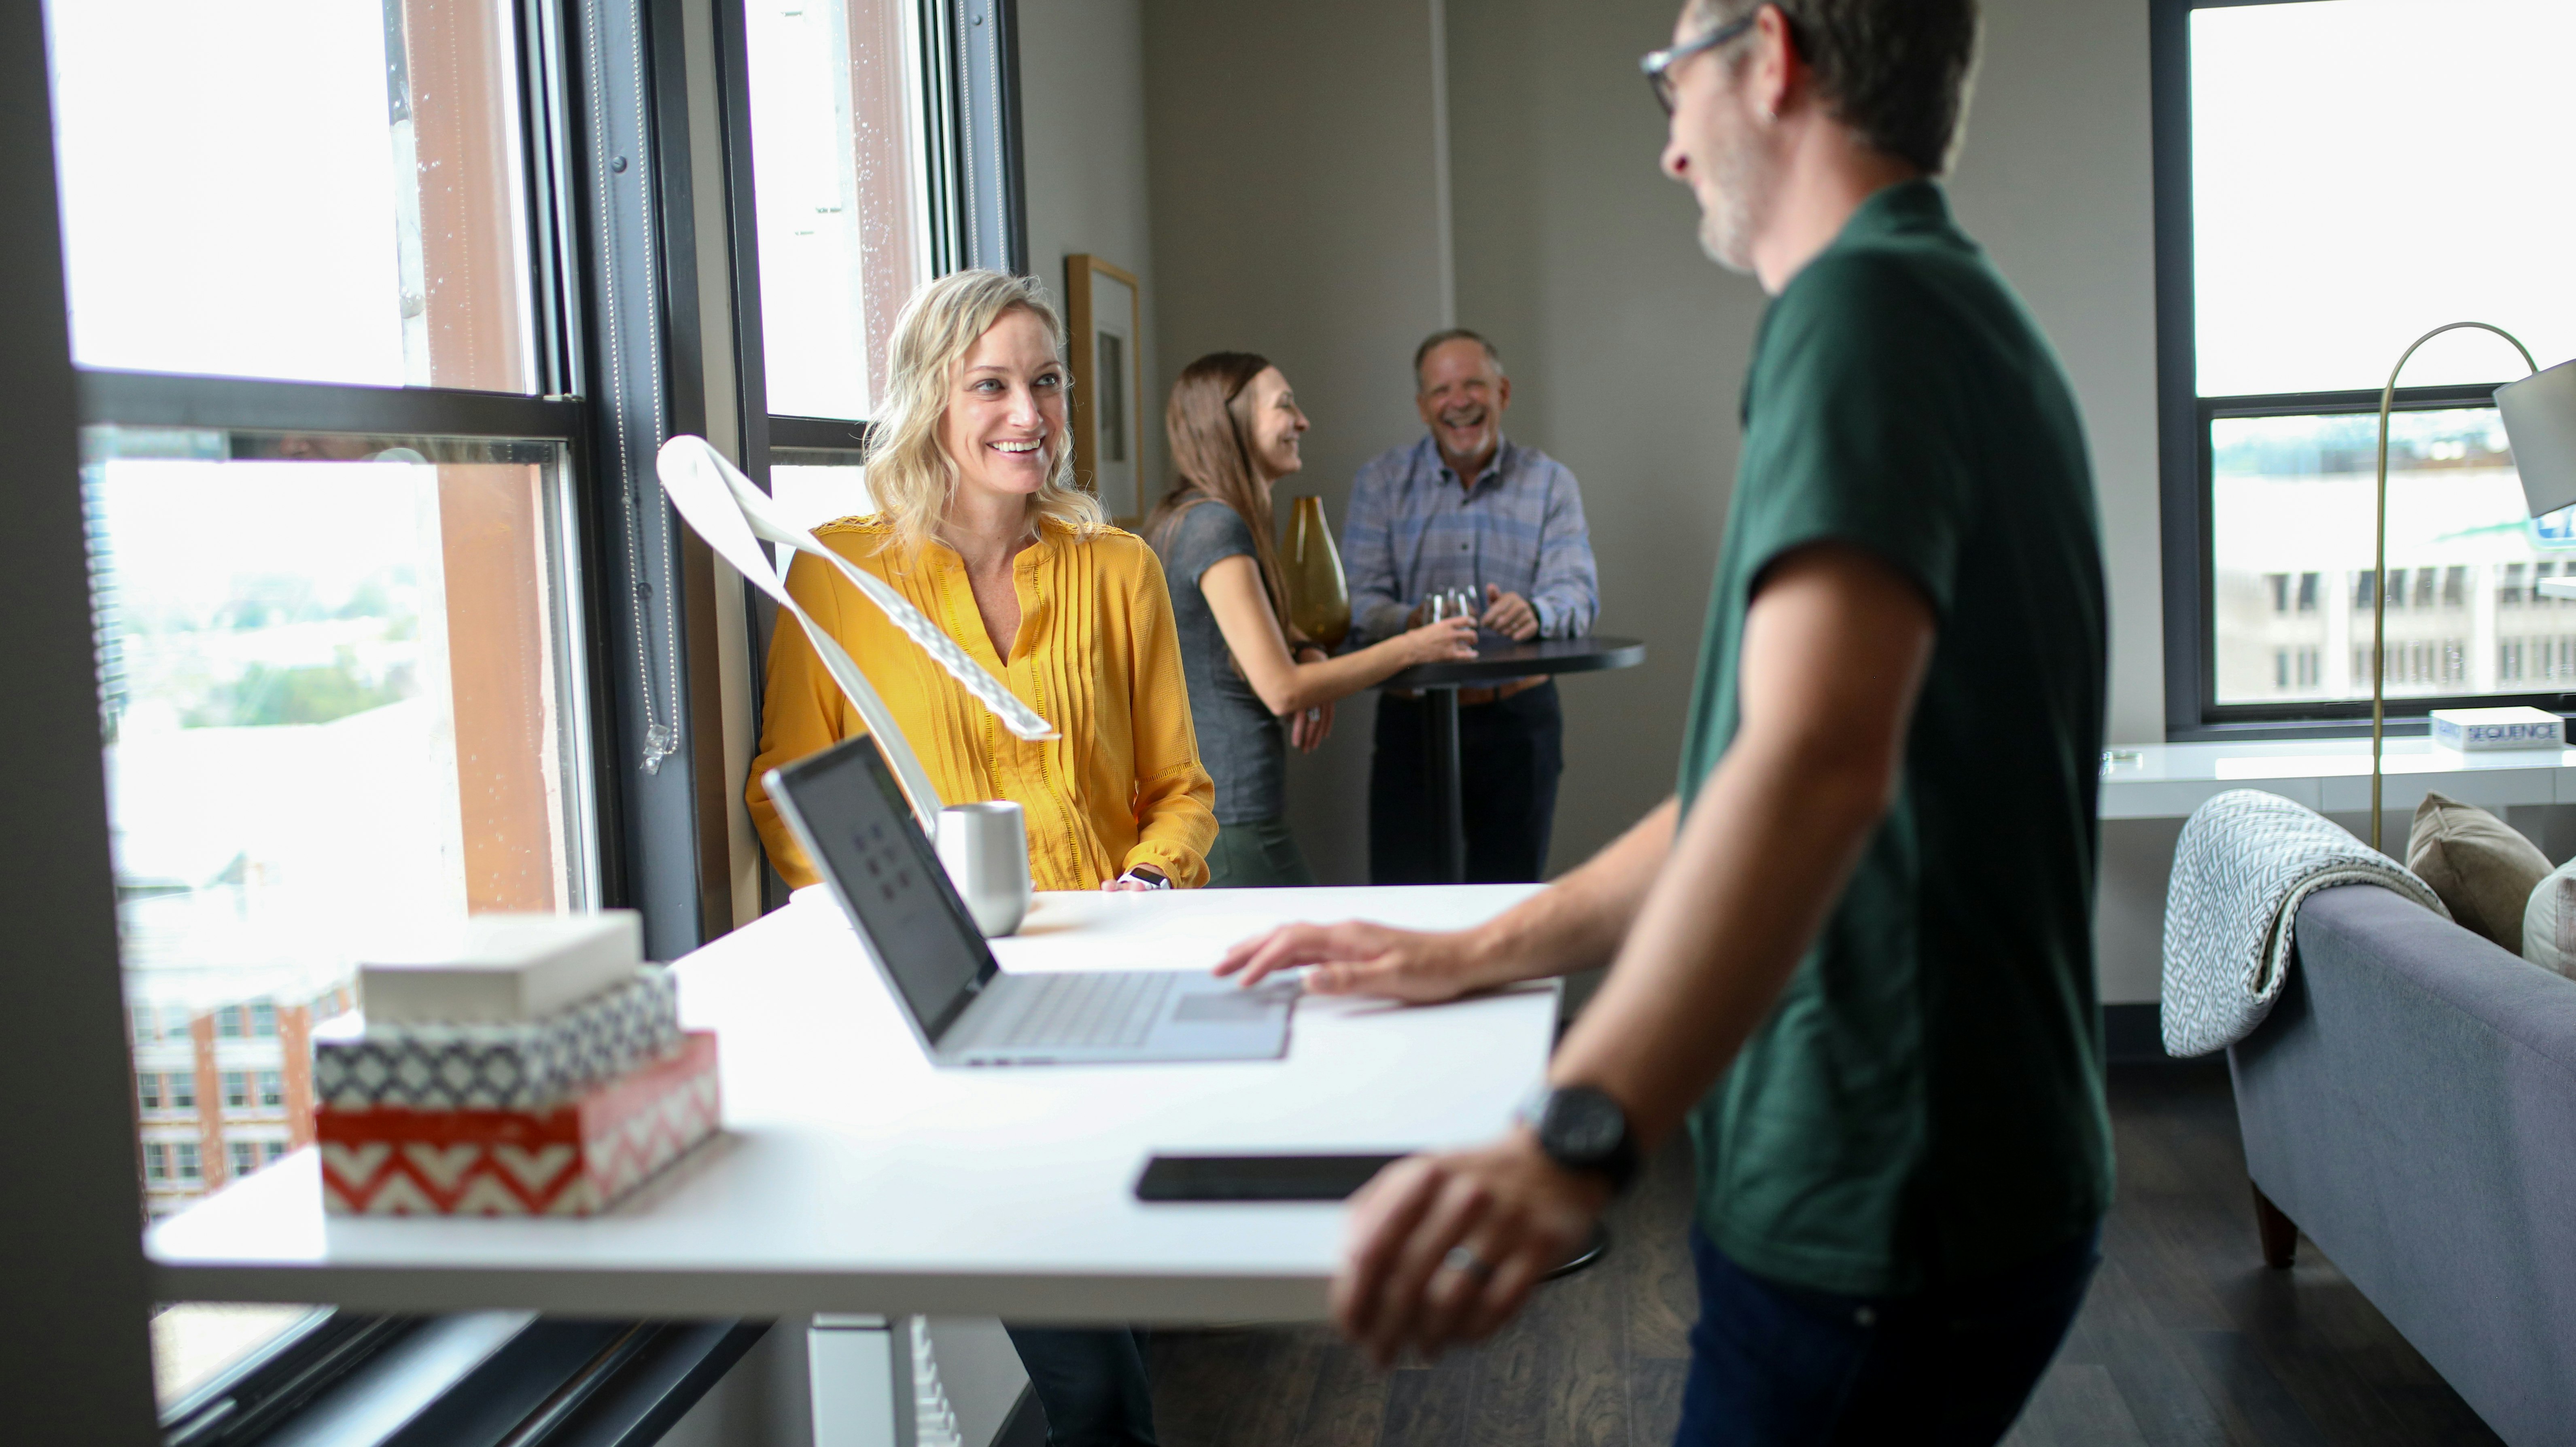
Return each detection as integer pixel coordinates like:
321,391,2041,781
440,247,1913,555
2230,883,2576,1446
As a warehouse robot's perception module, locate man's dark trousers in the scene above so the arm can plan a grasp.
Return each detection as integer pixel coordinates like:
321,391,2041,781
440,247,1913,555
1369,681,1562,883
1676,1225,2099,1446
1002,1326,1155,1446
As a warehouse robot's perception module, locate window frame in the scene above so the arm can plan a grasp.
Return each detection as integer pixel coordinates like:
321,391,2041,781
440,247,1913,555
2152,0,2565,738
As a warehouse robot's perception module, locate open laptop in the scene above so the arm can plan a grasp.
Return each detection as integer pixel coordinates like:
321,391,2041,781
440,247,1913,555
766,735,1294,1066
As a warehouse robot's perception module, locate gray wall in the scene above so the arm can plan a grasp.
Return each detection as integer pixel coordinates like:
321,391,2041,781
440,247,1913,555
1110,0,2196,1002
1445,0,2170,905
1074,0,2319,1002
1139,0,1455,881
1445,0,1763,875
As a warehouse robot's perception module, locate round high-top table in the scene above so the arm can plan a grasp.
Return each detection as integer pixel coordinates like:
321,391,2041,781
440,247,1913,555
1376,635,1646,883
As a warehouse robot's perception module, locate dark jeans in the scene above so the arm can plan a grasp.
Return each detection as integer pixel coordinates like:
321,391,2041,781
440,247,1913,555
1676,1225,2100,1447
1203,814,1317,888
1369,681,1563,884
1002,1326,1156,1447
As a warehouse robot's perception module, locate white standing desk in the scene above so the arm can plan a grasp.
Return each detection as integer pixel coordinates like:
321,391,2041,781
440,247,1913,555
2099,737,2576,821
147,884,1554,1325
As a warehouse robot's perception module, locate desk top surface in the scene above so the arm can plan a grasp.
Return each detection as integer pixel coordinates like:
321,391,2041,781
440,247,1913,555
146,885,1553,1322
1380,634,1645,690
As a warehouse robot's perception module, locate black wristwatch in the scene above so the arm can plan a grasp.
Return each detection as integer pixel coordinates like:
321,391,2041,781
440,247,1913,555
1517,1084,1640,1194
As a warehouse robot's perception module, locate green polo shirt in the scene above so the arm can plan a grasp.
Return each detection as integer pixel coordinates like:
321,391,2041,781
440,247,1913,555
1677,180,2113,1297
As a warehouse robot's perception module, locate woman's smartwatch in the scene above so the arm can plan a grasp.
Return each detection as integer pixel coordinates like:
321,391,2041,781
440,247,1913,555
1116,865,1171,890
1516,1084,1640,1194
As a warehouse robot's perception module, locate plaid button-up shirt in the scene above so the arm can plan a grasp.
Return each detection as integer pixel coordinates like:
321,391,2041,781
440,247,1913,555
1341,434,1600,644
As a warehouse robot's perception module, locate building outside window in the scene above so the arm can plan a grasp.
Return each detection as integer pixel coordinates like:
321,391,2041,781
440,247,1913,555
230,1141,257,1180
145,1144,168,1182
137,1071,161,1111
249,1002,276,1038
174,1142,200,1182
167,1072,194,1112
2161,0,2576,729
258,1071,284,1109
222,1072,250,1111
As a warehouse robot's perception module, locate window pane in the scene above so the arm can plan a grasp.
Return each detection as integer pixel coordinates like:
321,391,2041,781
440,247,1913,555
152,1303,322,1409
2190,0,2576,397
89,425,592,1220
2210,407,2576,704
765,456,874,576
746,0,935,419
48,0,537,390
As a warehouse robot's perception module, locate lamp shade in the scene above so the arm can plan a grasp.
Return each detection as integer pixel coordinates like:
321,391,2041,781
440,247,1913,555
2499,357,2576,518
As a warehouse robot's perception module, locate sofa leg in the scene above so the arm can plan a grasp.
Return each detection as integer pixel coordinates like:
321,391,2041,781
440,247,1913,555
2251,1184,2298,1269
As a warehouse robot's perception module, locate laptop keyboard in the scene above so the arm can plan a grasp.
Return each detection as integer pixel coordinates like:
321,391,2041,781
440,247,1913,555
985,971,1181,1051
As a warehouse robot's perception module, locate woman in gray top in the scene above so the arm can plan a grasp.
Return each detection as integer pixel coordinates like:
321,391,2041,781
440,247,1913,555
1146,352,1477,886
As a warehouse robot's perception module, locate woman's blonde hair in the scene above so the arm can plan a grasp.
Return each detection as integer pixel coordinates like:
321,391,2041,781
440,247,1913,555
864,269,1106,552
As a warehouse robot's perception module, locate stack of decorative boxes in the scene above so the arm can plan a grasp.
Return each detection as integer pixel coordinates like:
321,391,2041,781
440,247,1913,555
314,913,721,1216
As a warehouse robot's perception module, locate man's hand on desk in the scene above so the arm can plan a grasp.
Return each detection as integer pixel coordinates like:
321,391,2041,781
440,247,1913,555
1481,584,1539,642
1214,920,1493,1003
1335,1130,1606,1366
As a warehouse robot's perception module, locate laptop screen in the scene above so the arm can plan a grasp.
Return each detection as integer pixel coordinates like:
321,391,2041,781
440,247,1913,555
768,737,994,1040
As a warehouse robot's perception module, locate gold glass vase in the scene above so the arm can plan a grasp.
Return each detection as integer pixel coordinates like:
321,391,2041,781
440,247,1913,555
1281,494,1351,649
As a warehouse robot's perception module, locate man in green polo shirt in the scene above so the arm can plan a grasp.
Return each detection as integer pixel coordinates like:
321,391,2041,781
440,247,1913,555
1218,0,2110,1440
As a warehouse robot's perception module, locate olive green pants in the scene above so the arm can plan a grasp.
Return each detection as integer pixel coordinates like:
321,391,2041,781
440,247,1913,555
1203,814,1317,888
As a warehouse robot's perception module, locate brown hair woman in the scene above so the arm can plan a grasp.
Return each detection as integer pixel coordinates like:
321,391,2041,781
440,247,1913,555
1146,352,1476,886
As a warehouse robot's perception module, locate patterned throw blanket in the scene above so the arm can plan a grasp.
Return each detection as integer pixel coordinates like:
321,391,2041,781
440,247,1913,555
2160,788,2449,1057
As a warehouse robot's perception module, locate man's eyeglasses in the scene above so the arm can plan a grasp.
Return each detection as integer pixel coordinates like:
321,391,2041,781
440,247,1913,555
1639,11,1758,116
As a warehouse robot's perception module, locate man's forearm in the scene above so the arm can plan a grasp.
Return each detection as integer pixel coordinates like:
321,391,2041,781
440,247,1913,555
1462,797,1679,988
1546,742,1887,1147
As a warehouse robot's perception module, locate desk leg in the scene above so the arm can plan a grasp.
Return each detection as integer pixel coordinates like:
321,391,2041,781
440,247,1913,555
1428,687,1466,883
810,1315,907,1447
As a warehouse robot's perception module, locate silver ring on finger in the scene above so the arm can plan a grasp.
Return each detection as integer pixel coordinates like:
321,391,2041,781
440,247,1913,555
1442,1244,1495,1284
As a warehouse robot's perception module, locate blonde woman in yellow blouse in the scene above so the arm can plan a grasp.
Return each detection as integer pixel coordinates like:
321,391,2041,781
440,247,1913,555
747,268,1216,896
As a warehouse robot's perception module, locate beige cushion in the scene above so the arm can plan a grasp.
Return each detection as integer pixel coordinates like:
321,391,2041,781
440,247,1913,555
2406,791,2551,954
2523,858,2576,979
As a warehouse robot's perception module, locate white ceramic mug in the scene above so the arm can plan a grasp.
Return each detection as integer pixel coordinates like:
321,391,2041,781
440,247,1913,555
936,801,1032,937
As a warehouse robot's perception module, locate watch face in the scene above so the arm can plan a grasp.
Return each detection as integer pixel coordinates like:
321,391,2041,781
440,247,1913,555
1547,1089,1625,1159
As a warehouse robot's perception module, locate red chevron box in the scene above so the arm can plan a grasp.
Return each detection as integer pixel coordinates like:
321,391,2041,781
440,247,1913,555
319,1032,720,1216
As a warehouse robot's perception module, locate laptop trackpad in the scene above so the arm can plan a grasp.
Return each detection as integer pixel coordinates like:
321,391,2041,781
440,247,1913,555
1172,989,1286,1023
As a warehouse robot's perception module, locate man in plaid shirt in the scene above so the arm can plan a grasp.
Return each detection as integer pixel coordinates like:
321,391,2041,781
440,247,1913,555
1342,329,1600,883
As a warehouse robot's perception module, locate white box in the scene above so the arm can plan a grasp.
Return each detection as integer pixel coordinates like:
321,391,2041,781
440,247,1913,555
2429,706,2565,752
359,912,645,1025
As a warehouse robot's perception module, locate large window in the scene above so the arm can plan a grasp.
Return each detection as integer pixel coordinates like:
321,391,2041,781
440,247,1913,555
727,0,1025,534
52,0,539,392
745,0,936,422
51,0,605,1413
43,0,1026,1426
2156,0,2576,731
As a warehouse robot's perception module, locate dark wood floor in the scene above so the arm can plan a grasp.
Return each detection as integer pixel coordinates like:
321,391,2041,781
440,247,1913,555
1143,1059,2502,1447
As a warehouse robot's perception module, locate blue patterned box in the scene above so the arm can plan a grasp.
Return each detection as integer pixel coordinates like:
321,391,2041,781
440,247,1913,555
316,967,681,1111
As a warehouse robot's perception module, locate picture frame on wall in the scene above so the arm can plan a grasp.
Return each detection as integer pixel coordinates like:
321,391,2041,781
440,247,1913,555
1064,254,1144,522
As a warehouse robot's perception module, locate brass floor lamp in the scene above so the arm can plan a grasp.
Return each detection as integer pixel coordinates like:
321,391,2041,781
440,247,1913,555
2366,328,2576,853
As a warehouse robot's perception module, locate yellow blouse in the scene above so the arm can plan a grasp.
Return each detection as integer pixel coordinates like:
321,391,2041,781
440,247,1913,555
747,515,1218,892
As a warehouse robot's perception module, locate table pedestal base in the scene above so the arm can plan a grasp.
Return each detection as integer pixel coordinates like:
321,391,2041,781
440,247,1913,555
1426,687,1467,883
